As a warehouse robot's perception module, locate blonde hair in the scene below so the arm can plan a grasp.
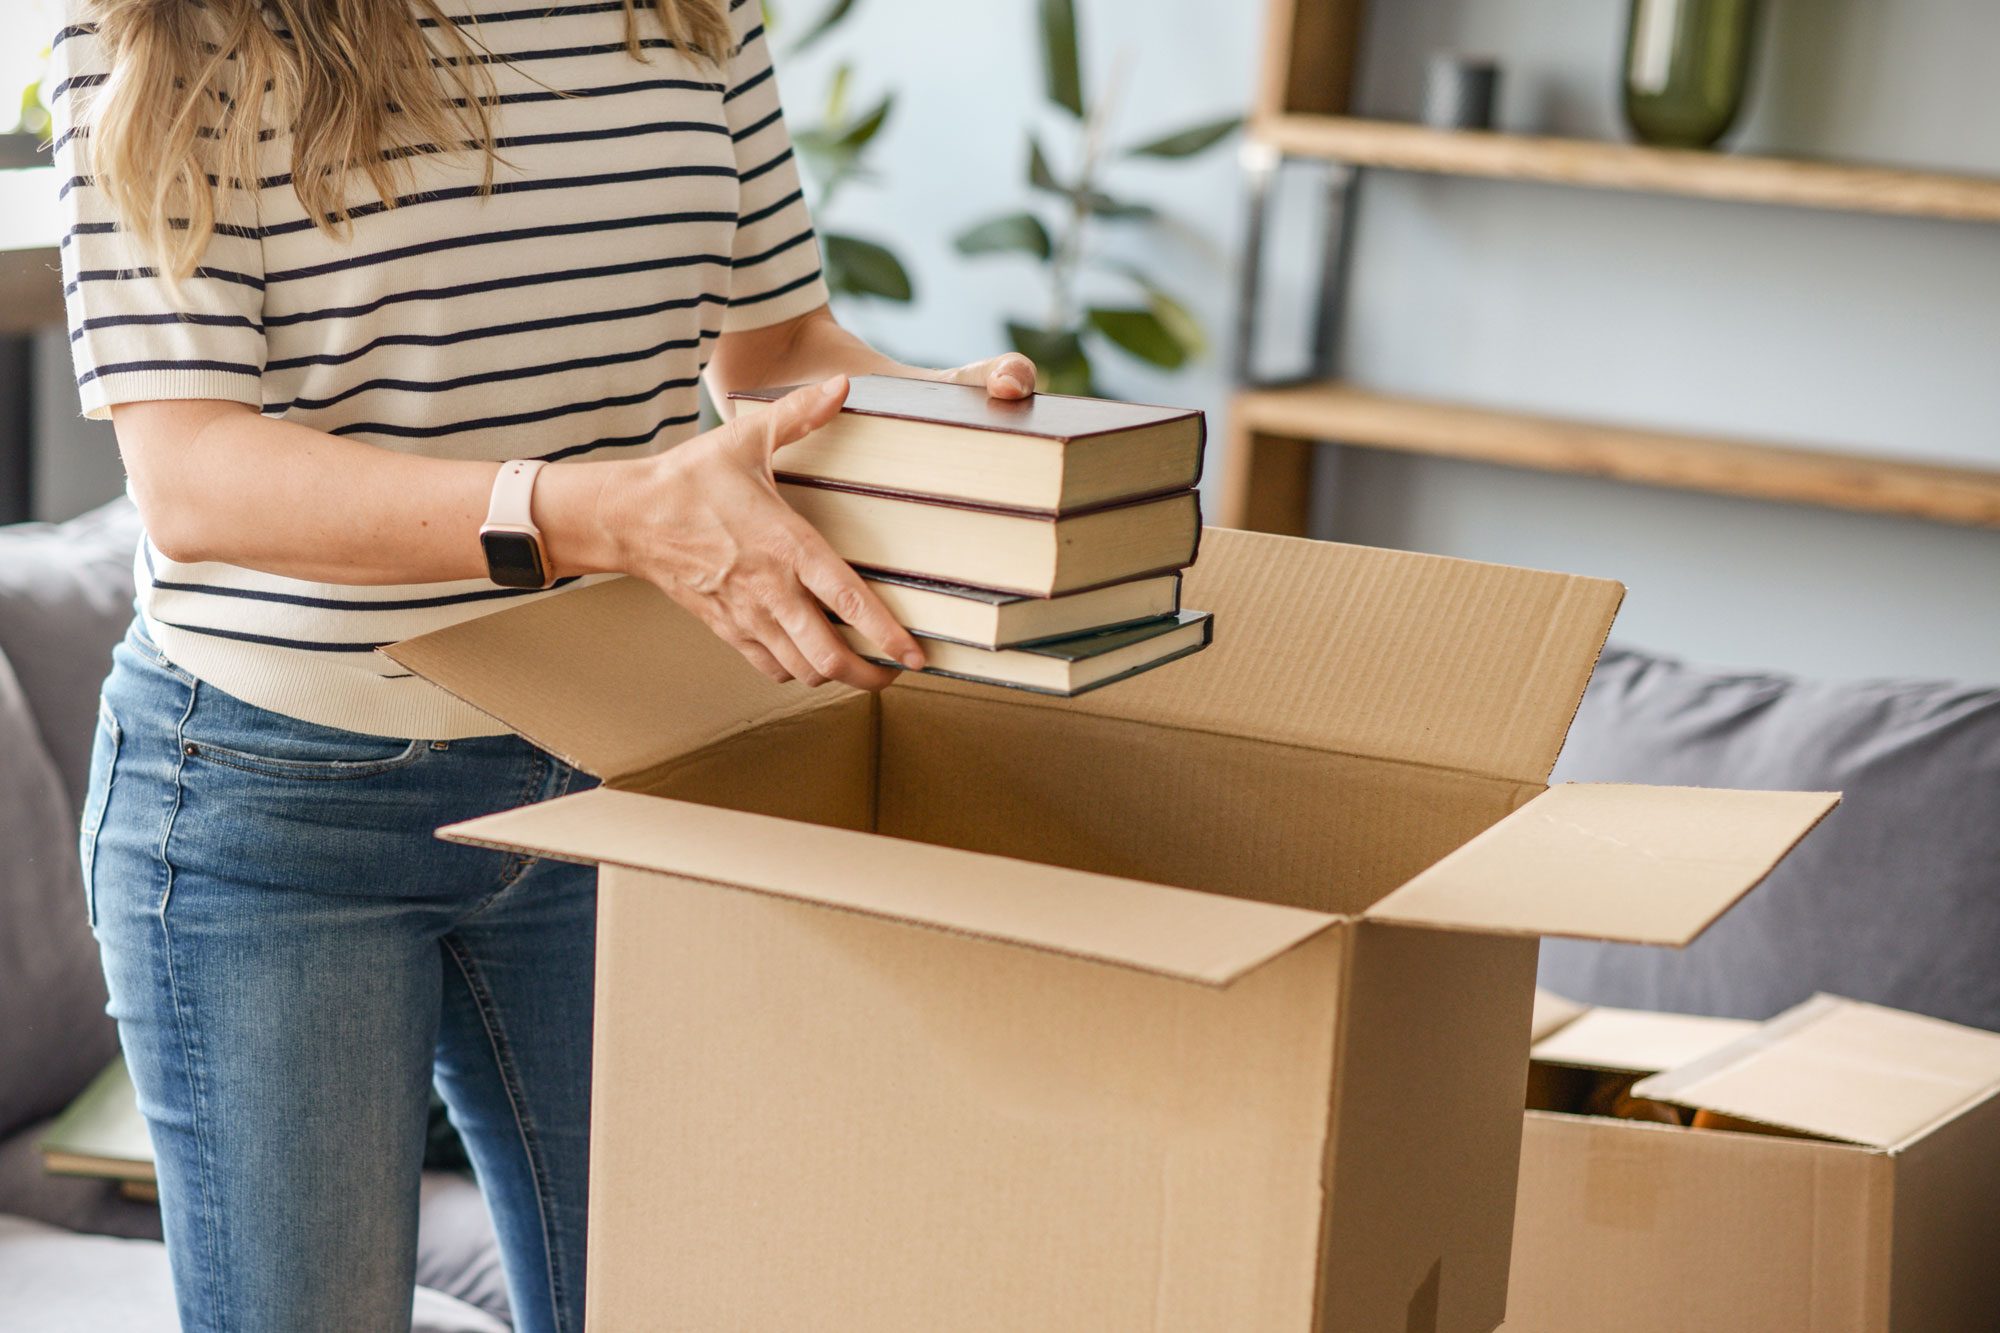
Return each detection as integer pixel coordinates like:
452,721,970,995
80,0,735,282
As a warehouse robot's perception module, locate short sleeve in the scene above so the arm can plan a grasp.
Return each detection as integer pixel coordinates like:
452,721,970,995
50,6,268,421
719,0,831,333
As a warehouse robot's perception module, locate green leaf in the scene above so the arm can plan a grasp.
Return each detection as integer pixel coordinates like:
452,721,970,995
955,212,1054,261
822,62,852,124
836,94,892,152
1078,190,1155,220
823,233,913,302
1007,322,1092,395
791,0,860,55
1144,287,1206,360
1086,306,1188,369
1126,115,1241,159
1104,263,1208,360
1038,0,1084,118
1027,135,1063,195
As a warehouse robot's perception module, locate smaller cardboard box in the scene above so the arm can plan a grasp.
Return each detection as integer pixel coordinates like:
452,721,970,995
388,529,1839,1332
1509,993,2000,1332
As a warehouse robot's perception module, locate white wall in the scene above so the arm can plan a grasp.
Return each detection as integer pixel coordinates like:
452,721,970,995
791,0,2000,684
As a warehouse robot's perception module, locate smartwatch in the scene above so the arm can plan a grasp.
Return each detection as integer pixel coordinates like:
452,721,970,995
480,459,552,589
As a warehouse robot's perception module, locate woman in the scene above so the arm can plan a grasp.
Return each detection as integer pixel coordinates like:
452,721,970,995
52,1,1034,1329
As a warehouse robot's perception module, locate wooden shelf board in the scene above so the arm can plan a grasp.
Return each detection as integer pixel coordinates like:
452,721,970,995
1256,115,2000,224
1232,383,2000,528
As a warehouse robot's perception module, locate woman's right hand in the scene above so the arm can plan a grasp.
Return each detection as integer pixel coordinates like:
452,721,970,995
599,374,924,690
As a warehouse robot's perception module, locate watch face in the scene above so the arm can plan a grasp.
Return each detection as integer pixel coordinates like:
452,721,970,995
481,530,548,589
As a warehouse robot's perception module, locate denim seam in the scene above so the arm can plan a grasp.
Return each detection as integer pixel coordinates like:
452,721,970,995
185,737,429,783
442,934,571,1333
157,678,232,1330
492,749,555,899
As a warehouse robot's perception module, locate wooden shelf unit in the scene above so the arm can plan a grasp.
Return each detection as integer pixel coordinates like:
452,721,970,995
1258,115,2000,225
1223,383,2000,530
1223,0,2000,536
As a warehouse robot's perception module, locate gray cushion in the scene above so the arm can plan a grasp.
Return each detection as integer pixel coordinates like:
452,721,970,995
0,1215,509,1333
1539,645,2000,1031
0,498,142,813
0,647,115,1142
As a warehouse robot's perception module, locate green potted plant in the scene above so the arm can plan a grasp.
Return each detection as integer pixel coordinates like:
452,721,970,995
772,0,916,308
954,0,1237,395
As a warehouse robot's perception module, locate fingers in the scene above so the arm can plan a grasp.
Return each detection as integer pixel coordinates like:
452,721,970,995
768,597,901,692
936,354,1037,399
796,554,925,672
736,374,849,463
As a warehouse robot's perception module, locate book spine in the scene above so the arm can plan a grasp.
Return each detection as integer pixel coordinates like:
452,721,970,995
777,474,1200,521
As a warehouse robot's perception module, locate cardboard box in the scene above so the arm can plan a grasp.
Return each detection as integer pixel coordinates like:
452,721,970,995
1509,993,2000,1331
387,528,1837,1332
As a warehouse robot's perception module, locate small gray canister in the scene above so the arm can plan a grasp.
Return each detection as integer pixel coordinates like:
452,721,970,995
1423,53,1501,131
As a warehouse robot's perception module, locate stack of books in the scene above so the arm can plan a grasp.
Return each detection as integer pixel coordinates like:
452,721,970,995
733,376,1212,696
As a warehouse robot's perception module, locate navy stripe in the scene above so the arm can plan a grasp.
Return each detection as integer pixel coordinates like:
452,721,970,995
539,412,701,463
65,266,264,296
61,219,260,248
51,23,93,49
263,253,730,329
48,72,105,102
729,267,825,308
417,1,640,27
263,204,736,284
155,620,391,653
738,145,793,185
78,358,259,388
265,293,723,371
151,571,581,613
453,75,725,111
72,312,263,341
725,65,773,104
733,229,813,270
257,163,736,251
331,374,701,442
434,36,687,68
272,329,720,412
730,107,782,143
739,187,805,228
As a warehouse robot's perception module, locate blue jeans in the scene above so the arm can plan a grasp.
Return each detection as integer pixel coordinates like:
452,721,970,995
83,622,598,1333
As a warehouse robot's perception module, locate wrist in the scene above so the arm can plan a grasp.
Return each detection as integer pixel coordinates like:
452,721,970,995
533,460,631,578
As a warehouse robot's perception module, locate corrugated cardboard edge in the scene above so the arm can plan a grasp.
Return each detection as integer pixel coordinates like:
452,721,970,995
380,577,849,783
1530,1006,1762,1076
1362,784,1841,947
438,787,1343,988
1633,994,2000,1150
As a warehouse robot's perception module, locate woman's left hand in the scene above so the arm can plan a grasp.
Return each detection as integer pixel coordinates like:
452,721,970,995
925,353,1038,401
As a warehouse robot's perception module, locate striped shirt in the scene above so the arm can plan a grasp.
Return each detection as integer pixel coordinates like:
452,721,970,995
52,0,828,738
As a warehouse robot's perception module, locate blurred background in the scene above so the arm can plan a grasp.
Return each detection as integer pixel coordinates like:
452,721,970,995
4,0,1998,679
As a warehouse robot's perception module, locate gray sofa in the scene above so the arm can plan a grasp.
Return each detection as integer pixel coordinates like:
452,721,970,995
0,500,511,1331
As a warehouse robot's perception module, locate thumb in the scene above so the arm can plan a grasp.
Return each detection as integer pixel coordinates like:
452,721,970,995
750,374,849,459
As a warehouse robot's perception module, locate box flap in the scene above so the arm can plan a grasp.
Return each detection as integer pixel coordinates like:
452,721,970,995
439,787,1339,986
1632,995,2000,1149
1363,783,1839,944
1531,1005,1761,1075
902,527,1626,785
1530,988,1590,1043
383,577,822,780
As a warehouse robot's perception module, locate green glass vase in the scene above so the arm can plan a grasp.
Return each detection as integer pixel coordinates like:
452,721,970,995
1622,0,1760,149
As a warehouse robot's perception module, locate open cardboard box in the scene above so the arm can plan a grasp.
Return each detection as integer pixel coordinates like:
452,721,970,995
1508,992,2000,1331
387,528,1838,1332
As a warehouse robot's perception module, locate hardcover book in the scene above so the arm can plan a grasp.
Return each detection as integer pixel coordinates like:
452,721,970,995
861,571,1182,650
780,482,1200,597
836,610,1213,697
731,375,1204,512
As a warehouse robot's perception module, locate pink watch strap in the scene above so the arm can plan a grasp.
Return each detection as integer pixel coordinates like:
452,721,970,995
484,459,547,531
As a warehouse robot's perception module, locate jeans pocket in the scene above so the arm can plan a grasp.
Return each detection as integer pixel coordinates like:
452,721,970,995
181,682,429,782
79,697,123,928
